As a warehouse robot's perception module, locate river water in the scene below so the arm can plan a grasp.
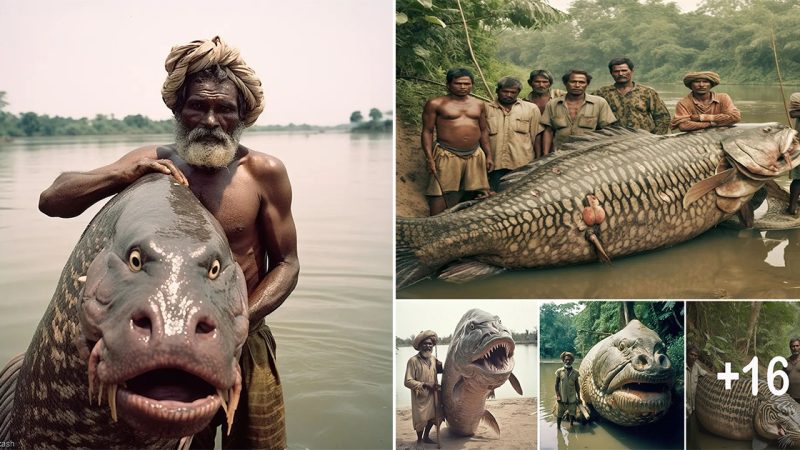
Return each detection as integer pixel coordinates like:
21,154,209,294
399,84,800,299
539,359,684,450
0,131,392,449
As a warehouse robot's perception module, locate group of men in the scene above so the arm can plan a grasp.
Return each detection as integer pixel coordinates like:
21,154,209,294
421,58,744,216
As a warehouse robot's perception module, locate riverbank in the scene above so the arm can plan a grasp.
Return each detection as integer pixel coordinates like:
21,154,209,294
395,397,537,449
396,121,428,218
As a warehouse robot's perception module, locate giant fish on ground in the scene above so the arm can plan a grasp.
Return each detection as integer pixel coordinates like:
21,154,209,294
441,308,522,437
695,375,800,449
396,124,799,289
578,320,674,426
0,174,250,448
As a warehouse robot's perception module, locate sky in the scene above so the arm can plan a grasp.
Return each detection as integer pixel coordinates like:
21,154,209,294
0,0,393,126
396,300,540,341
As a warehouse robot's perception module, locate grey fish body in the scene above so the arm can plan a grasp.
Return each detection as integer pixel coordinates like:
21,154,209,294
441,309,521,436
397,125,799,288
695,375,800,446
578,320,673,426
0,174,249,447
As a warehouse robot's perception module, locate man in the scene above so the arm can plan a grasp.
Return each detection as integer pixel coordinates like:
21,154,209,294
783,338,800,403
422,68,493,215
787,92,800,215
485,76,541,192
592,57,671,134
685,344,708,416
404,330,444,449
37,36,298,449
554,351,581,429
540,70,617,155
670,71,741,131
525,70,564,157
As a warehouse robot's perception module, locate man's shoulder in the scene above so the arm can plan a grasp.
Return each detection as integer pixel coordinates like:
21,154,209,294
592,85,615,96
586,93,610,106
240,147,288,177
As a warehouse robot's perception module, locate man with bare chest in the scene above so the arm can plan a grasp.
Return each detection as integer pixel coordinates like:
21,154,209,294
784,338,800,403
421,68,493,215
540,70,616,154
38,37,297,449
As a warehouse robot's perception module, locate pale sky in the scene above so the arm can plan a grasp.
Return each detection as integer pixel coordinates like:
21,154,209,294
396,300,540,341
0,0,393,126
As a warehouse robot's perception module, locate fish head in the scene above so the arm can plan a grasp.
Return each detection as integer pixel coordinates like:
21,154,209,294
754,387,800,448
588,320,674,425
446,308,515,389
722,123,799,179
77,175,249,438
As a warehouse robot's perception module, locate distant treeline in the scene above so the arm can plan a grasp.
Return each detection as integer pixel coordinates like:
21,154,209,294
350,108,393,133
396,329,538,348
396,0,798,125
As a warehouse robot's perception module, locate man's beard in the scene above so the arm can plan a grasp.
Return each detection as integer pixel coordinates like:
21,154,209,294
420,350,433,359
175,121,244,168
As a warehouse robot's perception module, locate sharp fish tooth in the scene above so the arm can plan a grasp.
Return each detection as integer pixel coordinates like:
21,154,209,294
227,383,242,436
109,384,118,422
97,383,104,406
217,388,229,416
88,373,94,405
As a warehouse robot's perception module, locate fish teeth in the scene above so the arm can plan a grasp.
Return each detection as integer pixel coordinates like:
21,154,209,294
109,384,118,422
226,382,242,435
217,388,229,417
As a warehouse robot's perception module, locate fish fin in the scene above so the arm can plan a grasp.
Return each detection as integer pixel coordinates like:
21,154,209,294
716,196,744,214
751,436,770,450
437,260,505,284
508,372,523,395
395,219,435,290
683,168,736,208
442,199,480,213
585,232,612,264
481,410,501,436
0,353,24,440
579,403,591,422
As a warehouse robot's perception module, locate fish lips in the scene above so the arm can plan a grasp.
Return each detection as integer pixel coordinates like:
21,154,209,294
723,127,799,178
603,364,673,412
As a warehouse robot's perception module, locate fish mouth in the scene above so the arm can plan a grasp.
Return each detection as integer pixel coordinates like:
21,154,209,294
603,365,672,414
725,127,799,179
88,339,241,438
470,337,515,375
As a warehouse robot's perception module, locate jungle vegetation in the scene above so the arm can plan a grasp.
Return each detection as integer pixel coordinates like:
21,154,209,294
396,0,799,126
687,301,800,374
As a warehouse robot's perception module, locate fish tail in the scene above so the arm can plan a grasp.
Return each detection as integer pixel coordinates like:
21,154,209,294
396,218,436,290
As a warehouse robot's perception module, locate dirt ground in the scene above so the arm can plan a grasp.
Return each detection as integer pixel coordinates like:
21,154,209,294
395,397,538,450
395,121,429,218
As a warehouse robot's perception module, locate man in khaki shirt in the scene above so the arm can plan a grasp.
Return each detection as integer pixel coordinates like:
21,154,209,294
540,70,617,154
486,76,541,191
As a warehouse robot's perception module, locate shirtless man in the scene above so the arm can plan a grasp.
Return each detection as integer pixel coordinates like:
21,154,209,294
540,70,616,154
784,338,800,403
524,69,565,157
37,37,298,449
422,68,493,215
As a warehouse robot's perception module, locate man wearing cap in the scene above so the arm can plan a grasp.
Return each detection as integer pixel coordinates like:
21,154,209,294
554,351,581,429
404,330,444,449
38,36,298,449
671,71,741,131
787,92,800,215
486,76,541,191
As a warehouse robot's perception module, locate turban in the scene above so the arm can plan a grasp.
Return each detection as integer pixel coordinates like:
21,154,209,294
683,71,721,88
560,351,575,361
412,330,438,350
161,36,264,127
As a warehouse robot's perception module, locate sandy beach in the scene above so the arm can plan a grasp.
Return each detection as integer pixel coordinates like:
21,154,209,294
395,397,538,449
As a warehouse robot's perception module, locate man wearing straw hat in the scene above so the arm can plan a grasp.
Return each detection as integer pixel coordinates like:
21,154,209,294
404,330,444,449
554,351,581,429
38,36,298,449
670,71,741,131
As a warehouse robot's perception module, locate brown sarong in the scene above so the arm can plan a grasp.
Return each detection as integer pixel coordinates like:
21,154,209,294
425,143,489,196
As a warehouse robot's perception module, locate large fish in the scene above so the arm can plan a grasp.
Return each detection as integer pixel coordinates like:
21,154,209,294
578,320,673,426
397,124,799,289
441,309,522,436
0,174,249,447
695,375,800,448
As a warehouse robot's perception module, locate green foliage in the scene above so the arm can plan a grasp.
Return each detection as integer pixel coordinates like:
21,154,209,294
496,0,800,87
540,302,580,358
396,0,566,123
350,111,364,123
688,302,800,374
0,110,174,137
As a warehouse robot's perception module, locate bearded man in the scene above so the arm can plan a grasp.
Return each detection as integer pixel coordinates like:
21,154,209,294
38,36,298,449
404,330,443,450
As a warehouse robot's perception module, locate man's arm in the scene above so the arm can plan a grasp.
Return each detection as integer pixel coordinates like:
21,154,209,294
650,92,672,135
671,98,708,131
246,155,300,324
555,372,562,401
704,93,741,126
479,103,494,172
596,100,617,130
421,100,438,174
38,146,187,217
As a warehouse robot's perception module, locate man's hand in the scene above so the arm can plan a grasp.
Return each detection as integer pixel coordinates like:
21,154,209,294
690,114,701,122
426,157,437,175
485,156,494,172
556,394,562,402
126,158,189,186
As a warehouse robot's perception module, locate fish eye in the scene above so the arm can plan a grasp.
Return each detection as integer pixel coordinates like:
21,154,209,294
617,340,627,351
762,127,772,133
208,260,221,280
468,322,475,331
128,249,143,272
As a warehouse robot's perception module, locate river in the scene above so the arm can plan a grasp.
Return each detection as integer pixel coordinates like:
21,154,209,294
0,131,392,449
399,84,800,299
